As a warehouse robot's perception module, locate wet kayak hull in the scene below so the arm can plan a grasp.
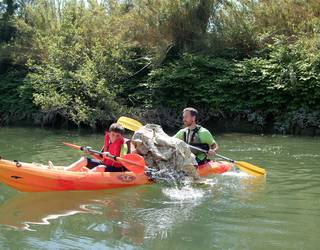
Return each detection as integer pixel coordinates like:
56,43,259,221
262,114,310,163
0,159,232,192
198,161,232,176
0,159,151,192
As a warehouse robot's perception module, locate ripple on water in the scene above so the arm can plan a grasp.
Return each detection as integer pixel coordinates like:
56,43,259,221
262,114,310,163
1,130,320,249
292,153,320,159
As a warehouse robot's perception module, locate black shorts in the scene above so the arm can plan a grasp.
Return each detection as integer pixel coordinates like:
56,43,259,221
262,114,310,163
86,158,128,172
86,158,101,169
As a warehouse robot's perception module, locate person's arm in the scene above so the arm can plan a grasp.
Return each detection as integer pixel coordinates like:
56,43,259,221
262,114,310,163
208,142,218,156
200,129,218,156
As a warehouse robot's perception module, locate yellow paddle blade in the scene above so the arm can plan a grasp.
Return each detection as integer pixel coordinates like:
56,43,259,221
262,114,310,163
235,161,266,177
117,116,143,132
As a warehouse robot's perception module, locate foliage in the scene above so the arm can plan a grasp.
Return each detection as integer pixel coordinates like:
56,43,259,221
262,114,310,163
0,0,320,134
274,108,320,134
24,1,136,127
142,39,320,131
0,70,36,125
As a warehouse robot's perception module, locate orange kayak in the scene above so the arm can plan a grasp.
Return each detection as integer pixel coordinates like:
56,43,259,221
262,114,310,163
197,161,232,176
0,158,232,192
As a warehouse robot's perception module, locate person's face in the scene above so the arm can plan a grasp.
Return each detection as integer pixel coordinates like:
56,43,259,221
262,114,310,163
183,111,196,127
109,131,122,143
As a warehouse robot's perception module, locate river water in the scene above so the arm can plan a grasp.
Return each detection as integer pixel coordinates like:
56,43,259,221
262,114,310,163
0,127,319,249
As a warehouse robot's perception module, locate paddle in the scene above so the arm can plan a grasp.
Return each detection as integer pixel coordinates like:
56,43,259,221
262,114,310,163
117,116,143,132
187,144,266,177
63,142,148,174
117,116,266,177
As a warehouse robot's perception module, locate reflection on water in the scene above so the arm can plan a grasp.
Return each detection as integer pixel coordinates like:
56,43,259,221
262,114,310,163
0,191,104,231
0,188,149,248
141,186,206,240
0,174,267,249
1,128,320,249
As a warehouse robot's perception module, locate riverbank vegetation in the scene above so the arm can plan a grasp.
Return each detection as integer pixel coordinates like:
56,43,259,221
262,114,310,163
1,0,320,134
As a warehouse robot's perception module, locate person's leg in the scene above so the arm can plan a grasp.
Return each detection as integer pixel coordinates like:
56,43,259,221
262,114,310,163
89,165,106,172
65,156,88,171
85,158,105,172
86,158,102,169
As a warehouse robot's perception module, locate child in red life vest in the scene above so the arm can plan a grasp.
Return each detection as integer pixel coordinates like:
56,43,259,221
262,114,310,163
66,123,130,172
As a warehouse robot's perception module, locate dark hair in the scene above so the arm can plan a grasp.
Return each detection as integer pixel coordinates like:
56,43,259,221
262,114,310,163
109,123,125,135
183,107,198,120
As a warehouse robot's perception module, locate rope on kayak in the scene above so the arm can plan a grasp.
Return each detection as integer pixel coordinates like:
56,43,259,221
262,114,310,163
13,160,22,168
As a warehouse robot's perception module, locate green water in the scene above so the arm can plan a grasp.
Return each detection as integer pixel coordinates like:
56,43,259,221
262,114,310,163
0,127,319,250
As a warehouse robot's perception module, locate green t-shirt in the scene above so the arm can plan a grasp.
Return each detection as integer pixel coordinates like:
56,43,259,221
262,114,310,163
174,126,216,161
120,143,128,156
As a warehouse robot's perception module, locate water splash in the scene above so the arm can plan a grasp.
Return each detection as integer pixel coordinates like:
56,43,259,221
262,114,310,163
222,171,250,177
147,167,192,187
162,186,206,201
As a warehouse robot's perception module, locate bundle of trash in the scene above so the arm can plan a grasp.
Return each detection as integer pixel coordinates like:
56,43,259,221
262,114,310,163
131,124,200,183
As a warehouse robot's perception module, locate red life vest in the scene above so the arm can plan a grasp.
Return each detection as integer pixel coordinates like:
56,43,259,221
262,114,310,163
102,131,124,167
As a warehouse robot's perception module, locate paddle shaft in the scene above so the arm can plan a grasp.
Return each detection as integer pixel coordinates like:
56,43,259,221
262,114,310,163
188,144,235,162
189,144,266,176
63,142,147,169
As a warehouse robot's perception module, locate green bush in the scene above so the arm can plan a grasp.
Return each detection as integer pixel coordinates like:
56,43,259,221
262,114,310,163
0,70,36,125
141,39,320,132
23,1,137,128
1,0,320,134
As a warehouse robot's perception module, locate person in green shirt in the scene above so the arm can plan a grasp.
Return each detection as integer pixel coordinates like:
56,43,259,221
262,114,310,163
174,107,219,165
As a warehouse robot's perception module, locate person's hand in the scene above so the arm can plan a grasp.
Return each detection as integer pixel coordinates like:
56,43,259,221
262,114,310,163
102,151,110,156
131,149,138,154
81,146,91,155
207,149,216,157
